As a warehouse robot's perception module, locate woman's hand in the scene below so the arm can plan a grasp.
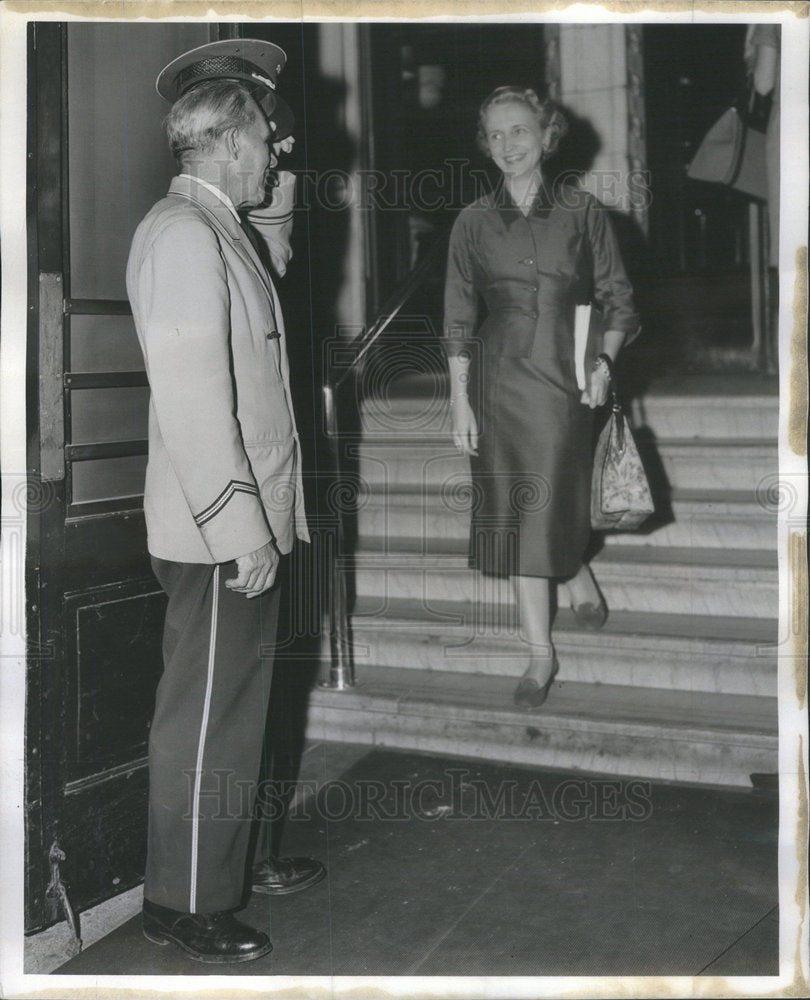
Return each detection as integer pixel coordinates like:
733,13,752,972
581,364,612,409
451,393,478,456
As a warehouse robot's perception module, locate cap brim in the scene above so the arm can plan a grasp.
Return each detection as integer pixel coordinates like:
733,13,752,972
156,38,295,140
156,38,287,102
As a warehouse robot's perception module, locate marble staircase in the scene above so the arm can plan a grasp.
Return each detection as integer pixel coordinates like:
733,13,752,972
308,373,780,788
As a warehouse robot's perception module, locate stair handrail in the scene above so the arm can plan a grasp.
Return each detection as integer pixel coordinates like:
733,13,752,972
321,234,448,689
325,236,447,401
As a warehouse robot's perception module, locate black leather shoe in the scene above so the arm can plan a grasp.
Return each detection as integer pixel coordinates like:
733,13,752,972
142,899,272,964
252,856,326,896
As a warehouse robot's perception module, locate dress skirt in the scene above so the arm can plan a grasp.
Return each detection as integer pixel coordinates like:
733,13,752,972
469,353,593,580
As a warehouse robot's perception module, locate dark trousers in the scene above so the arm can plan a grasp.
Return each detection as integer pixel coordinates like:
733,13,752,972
146,556,281,913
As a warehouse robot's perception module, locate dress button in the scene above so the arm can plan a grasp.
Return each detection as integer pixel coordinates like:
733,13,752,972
530,311,538,319
266,330,280,340
520,256,535,266
531,285,539,292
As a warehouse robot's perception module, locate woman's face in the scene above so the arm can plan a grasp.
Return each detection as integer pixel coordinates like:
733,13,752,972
483,102,545,180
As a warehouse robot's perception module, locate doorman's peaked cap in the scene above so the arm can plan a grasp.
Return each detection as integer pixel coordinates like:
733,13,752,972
156,39,294,140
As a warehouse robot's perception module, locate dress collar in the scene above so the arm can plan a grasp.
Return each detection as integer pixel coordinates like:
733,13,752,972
494,176,555,224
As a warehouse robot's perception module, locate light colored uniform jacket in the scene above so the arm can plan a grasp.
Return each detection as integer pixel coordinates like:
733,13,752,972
126,174,308,564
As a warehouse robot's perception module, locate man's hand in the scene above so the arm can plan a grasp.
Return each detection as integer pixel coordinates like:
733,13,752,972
225,540,279,598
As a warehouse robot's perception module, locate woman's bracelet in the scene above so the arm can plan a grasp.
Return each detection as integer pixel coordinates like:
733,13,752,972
593,353,614,379
450,391,469,404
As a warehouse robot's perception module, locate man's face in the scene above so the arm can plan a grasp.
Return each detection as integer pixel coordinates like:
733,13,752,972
231,102,273,209
231,99,297,209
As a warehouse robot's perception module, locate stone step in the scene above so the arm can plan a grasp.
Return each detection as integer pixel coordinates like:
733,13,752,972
350,546,779,619
343,600,778,698
628,393,778,440
306,664,778,788
359,381,779,441
355,438,777,495
354,488,777,552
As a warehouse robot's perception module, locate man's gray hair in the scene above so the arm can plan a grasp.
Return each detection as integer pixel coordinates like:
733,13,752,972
165,80,260,163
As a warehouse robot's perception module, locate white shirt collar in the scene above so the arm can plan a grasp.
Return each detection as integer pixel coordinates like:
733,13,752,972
178,174,240,223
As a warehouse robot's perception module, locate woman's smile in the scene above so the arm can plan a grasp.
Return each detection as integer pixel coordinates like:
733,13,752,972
484,103,546,180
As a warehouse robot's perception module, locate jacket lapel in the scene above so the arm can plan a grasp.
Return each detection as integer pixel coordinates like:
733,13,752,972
167,176,279,311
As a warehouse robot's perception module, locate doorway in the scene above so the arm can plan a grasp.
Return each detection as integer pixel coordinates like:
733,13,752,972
25,20,215,936
642,23,772,373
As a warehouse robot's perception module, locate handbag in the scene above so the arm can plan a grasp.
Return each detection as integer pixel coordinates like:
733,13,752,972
687,85,768,201
591,380,654,531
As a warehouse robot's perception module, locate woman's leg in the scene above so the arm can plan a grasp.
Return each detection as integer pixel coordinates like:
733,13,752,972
564,562,602,607
514,574,556,683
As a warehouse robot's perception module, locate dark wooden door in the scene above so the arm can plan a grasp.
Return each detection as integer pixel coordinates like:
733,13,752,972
25,21,212,934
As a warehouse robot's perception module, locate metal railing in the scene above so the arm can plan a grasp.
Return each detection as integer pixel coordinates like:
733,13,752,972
321,237,447,689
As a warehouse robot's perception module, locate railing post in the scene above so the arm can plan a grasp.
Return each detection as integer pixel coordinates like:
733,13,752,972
321,381,355,689
317,237,447,690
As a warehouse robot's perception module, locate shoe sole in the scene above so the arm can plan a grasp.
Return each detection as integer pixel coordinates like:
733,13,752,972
142,926,273,963
251,865,327,896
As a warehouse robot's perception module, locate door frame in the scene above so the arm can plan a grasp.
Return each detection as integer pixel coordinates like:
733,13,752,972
23,20,225,936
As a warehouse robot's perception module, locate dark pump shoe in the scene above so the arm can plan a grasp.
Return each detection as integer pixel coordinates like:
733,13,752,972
514,655,560,711
252,856,326,895
142,899,272,964
571,596,608,631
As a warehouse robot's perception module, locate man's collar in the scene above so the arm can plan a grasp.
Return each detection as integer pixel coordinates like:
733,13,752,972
174,174,241,224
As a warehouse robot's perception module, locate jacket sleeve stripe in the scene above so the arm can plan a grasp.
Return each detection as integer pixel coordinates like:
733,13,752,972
194,480,260,527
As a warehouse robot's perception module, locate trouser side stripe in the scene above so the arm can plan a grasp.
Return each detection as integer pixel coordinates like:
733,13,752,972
189,564,219,913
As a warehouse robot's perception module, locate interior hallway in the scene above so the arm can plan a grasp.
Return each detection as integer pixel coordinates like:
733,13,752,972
55,740,778,978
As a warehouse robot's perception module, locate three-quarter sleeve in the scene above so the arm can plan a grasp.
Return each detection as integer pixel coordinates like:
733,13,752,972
585,196,641,344
443,211,479,356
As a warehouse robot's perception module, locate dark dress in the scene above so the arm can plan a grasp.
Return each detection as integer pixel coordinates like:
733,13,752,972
443,180,639,579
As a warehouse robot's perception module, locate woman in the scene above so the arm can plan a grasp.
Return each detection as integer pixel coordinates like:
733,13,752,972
443,86,639,709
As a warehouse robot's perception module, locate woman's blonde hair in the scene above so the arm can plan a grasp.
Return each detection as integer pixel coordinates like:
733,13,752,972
476,86,569,160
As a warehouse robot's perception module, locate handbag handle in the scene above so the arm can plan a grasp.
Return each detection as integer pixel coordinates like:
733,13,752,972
596,352,625,451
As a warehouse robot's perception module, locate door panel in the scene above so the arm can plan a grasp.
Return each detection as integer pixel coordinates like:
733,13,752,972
69,458,148,505
67,23,206,299
64,581,166,784
70,388,150,444
26,20,212,935
70,315,144,372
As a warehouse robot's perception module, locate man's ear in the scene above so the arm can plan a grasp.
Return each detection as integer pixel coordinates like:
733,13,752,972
224,127,240,159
